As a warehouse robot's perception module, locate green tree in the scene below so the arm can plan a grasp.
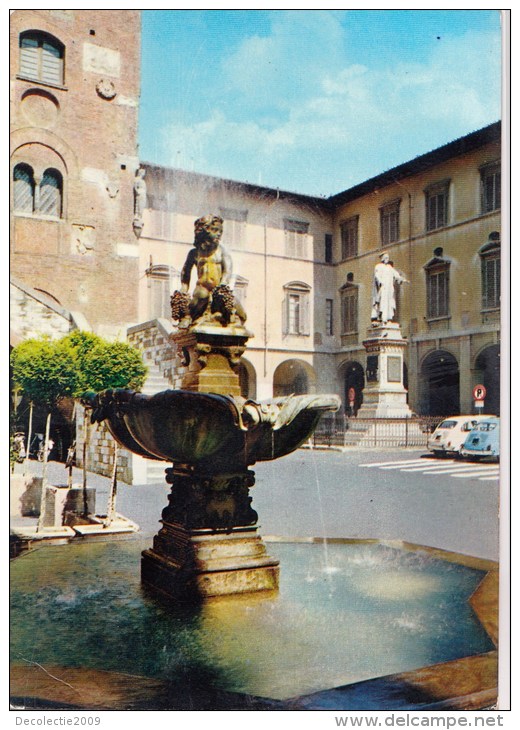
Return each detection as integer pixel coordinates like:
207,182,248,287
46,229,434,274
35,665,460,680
78,340,147,392
10,332,148,405
10,337,79,407
60,331,146,394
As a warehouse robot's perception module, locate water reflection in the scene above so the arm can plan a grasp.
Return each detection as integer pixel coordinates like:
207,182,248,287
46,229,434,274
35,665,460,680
10,540,493,701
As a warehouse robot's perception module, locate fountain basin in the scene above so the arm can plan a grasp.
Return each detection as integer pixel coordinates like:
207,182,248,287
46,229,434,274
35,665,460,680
84,389,341,470
9,537,497,710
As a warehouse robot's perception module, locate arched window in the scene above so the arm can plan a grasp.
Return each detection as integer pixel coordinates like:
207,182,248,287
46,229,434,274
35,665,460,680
13,163,35,213
13,164,64,218
39,168,62,217
19,31,64,86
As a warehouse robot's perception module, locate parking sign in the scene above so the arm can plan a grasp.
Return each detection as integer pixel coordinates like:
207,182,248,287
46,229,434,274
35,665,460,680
472,384,486,401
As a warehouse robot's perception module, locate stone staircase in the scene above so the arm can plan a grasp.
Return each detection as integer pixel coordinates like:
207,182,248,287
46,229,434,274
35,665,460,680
341,421,374,447
141,363,172,396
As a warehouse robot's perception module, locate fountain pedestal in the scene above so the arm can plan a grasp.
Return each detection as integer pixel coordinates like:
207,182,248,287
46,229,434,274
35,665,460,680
172,323,251,397
141,464,279,599
81,214,340,601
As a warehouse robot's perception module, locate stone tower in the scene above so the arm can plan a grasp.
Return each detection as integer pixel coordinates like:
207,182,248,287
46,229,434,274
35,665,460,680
10,9,141,337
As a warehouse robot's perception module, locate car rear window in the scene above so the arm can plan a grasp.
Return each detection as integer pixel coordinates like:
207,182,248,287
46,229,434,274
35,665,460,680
438,420,457,429
478,422,498,431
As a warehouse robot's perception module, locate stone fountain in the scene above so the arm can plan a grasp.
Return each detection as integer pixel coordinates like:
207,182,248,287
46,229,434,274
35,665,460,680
85,215,339,601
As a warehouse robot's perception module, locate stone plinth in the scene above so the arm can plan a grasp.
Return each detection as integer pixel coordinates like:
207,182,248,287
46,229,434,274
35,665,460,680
141,464,279,600
358,322,414,419
171,323,252,397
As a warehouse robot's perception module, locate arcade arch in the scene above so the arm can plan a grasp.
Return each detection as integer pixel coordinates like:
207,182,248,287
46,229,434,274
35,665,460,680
273,359,316,397
474,344,500,415
238,358,257,400
420,350,460,416
338,360,365,415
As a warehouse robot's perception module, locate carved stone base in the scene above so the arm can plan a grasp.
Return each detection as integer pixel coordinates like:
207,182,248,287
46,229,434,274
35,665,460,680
172,324,252,397
358,322,414,419
141,465,279,600
141,526,280,600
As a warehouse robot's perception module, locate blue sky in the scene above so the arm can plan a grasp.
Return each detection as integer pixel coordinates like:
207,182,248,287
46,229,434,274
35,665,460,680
139,9,503,197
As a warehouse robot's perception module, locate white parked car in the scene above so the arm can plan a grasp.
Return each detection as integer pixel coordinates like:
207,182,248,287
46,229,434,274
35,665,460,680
427,415,496,457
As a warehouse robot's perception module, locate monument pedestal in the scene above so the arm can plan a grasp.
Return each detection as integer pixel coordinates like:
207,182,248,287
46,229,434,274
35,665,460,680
141,465,279,600
358,322,414,418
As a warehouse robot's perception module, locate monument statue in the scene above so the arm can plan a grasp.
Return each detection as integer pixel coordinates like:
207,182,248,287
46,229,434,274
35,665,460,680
371,252,408,325
170,215,246,327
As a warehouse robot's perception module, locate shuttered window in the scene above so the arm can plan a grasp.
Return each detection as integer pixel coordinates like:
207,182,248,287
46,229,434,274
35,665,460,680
325,299,334,335
284,219,309,259
13,164,35,213
481,254,500,309
146,265,175,319
425,181,450,231
340,217,358,259
39,169,62,217
380,202,400,245
341,286,358,334
282,282,311,336
13,164,63,218
481,163,501,213
426,265,450,318
480,237,500,311
220,208,248,249
19,32,64,86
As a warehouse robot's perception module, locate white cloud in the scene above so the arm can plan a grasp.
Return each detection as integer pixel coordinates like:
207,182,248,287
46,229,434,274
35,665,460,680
160,22,502,195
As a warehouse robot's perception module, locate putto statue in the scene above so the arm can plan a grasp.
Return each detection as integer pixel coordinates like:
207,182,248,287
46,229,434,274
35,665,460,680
371,251,408,325
171,215,246,327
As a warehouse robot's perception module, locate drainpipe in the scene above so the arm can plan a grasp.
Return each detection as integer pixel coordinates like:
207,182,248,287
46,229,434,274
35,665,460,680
393,178,414,332
263,189,280,379
393,179,414,408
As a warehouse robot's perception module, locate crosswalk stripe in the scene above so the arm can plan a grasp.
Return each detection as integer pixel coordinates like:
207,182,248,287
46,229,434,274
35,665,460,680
360,457,499,482
452,470,500,478
360,458,428,468
400,463,497,474
479,476,500,481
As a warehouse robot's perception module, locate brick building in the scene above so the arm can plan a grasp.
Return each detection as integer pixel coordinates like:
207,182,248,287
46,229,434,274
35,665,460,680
10,9,141,339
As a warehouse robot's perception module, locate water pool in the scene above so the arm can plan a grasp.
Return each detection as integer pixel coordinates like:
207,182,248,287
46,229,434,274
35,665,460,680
10,538,493,701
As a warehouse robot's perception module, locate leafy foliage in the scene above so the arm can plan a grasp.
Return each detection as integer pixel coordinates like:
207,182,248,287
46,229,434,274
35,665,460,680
10,338,79,407
77,340,147,393
10,332,147,407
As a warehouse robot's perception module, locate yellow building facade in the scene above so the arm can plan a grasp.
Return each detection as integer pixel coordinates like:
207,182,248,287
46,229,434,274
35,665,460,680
136,122,501,416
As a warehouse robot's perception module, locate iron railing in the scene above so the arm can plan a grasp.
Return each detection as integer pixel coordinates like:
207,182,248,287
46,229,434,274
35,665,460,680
310,413,446,449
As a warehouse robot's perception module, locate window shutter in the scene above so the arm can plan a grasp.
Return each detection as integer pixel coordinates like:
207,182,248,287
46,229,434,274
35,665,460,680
40,170,61,216
20,36,39,78
301,294,310,335
41,41,63,84
13,166,34,212
282,294,288,335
